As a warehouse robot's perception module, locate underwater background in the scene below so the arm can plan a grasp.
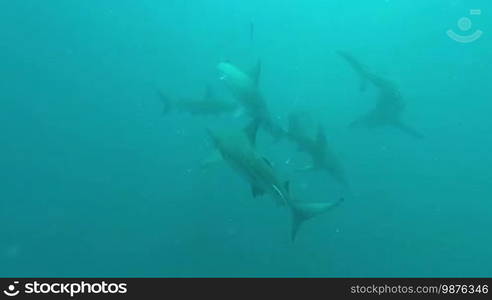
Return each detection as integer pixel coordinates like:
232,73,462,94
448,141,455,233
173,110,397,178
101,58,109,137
1,0,491,277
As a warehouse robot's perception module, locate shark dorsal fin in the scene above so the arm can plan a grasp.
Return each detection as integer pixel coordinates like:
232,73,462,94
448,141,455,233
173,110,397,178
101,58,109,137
249,60,262,86
316,125,327,150
244,119,260,147
204,85,214,101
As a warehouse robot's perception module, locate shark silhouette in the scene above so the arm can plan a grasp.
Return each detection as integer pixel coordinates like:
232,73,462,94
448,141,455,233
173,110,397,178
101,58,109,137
217,61,286,139
337,51,423,139
158,85,238,116
207,120,343,241
287,112,349,187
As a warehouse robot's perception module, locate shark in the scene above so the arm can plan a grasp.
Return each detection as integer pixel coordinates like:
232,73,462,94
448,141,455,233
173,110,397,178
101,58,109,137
216,61,286,139
207,120,343,241
287,112,349,187
157,85,238,116
337,51,424,139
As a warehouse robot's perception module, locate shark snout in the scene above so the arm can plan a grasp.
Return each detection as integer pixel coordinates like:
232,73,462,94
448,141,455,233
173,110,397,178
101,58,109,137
216,63,228,81
217,61,236,82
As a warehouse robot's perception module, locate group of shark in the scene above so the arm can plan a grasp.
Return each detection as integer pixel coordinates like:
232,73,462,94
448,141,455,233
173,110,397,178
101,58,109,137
158,52,423,242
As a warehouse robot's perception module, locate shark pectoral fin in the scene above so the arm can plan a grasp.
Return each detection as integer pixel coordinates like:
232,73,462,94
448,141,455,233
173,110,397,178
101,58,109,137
251,185,266,198
290,198,344,242
200,150,223,170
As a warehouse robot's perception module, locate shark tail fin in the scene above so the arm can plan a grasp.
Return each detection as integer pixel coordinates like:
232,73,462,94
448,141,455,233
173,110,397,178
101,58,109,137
395,121,424,139
289,198,344,242
157,90,172,115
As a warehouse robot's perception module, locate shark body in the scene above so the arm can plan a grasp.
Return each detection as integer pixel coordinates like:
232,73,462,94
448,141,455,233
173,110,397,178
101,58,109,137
287,113,349,187
158,86,238,116
217,61,286,139
337,51,423,139
208,120,343,241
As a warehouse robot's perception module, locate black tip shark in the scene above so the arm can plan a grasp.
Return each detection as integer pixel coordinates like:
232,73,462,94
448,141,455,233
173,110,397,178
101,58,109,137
287,112,349,187
207,120,343,242
157,85,238,116
337,51,424,139
216,61,286,139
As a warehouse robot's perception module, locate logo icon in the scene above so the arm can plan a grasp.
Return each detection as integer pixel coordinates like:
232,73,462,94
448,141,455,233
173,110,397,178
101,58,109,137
447,9,483,43
3,282,20,297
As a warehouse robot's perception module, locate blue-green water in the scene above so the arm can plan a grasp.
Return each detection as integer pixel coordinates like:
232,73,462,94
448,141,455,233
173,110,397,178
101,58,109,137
1,0,490,277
